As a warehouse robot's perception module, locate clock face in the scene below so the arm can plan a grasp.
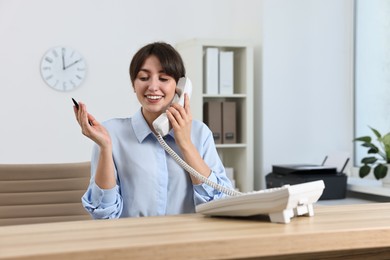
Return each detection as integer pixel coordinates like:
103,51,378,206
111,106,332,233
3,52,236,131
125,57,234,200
40,46,87,91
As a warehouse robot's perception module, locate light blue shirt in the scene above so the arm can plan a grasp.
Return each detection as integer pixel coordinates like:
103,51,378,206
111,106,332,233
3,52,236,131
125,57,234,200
82,109,233,219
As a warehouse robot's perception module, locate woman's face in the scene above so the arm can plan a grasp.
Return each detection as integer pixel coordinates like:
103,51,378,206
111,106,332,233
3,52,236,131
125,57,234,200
134,55,177,124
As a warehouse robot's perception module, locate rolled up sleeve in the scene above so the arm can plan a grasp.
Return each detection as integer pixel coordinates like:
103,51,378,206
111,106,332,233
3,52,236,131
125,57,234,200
81,182,123,219
192,171,232,205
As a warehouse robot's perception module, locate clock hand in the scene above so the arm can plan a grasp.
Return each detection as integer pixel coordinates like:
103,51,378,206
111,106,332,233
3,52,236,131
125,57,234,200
62,48,65,70
64,59,82,70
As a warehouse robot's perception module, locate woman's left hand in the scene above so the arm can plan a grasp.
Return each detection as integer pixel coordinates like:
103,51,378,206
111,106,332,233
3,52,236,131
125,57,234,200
166,94,192,149
167,93,212,184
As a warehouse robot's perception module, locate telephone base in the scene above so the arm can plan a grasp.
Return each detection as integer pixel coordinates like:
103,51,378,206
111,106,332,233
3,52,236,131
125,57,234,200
268,203,314,223
196,180,325,224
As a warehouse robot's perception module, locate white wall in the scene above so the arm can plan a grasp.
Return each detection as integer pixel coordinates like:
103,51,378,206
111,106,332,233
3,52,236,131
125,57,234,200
0,0,262,163
256,0,354,188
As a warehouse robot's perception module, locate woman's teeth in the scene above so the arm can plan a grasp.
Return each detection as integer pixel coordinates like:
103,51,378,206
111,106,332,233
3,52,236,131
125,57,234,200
147,95,162,100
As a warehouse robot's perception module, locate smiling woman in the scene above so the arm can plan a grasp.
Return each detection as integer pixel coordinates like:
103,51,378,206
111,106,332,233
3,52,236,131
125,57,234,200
132,55,178,124
72,42,234,220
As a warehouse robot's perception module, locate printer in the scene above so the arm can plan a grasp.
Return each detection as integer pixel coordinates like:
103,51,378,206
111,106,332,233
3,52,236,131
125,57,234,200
266,155,349,200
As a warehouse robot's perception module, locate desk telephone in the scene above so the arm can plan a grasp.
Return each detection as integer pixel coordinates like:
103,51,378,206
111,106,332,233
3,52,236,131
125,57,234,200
152,77,325,224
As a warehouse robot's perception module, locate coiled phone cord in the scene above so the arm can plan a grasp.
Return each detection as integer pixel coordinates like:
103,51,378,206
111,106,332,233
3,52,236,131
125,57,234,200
156,133,242,197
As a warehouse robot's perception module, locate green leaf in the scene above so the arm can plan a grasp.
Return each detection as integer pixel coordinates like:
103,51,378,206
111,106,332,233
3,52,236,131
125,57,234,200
353,136,371,143
381,133,390,145
362,142,378,149
361,157,377,164
367,147,380,154
381,133,390,162
359,165,371,178
374,164,388,179
369,126,382,139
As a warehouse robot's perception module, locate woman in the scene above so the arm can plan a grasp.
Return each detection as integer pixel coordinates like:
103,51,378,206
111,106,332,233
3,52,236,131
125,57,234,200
73,42,233,219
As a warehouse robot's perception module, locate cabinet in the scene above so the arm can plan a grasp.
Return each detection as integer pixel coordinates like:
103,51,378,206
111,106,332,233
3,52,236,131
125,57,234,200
176,39,254,192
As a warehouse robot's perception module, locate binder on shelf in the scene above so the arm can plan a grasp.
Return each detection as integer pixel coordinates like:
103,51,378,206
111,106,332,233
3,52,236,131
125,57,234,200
203,101,222,144
219,51,234,95
203,48,219,95
222,101,237,144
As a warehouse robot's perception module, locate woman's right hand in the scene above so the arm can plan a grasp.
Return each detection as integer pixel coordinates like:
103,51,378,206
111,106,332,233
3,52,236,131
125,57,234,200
73,102,112,149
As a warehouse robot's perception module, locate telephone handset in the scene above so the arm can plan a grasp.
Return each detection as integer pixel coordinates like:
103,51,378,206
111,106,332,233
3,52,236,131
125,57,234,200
152,77,193,136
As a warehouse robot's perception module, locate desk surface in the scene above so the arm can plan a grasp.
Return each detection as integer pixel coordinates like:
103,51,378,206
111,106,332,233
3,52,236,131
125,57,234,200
1,203,390,260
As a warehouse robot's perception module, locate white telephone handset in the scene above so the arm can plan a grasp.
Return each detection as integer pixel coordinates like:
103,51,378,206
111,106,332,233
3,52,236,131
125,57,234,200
153,77,193,136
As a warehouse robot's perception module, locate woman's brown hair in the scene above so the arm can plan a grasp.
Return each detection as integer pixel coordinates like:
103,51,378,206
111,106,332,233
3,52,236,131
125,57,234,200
129,42,186,85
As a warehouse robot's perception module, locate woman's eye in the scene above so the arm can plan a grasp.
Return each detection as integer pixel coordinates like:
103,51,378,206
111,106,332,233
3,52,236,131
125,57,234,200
159,78,169,82
138,77,148,81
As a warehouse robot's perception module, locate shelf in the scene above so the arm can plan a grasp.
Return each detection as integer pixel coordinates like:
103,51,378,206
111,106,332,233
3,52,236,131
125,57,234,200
203,94,247,98
347,177,390,197
176,39,254,192
216,144,247,149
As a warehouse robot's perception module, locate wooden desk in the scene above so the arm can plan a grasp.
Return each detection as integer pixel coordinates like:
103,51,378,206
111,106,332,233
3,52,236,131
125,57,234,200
1,203,390,259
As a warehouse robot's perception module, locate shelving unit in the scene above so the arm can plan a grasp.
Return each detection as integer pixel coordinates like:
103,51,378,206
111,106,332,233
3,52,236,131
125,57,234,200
176,39,254,192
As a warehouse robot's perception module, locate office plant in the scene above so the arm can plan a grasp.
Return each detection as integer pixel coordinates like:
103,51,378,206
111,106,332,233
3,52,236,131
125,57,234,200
353,126,390,180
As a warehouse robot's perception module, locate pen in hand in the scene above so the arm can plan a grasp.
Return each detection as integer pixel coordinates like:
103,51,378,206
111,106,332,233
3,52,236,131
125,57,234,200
72,97,79,110
72,98,93,126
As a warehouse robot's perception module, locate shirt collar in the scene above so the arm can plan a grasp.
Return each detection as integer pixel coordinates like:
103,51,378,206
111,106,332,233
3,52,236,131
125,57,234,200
132,109,174,143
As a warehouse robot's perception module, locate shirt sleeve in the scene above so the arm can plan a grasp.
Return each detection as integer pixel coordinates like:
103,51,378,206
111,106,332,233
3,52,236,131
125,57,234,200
193,170,233,204
81,144,123,219
192,125,234,205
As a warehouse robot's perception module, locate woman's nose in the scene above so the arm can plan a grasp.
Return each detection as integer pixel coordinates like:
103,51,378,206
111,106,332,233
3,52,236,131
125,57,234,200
148,77,159,91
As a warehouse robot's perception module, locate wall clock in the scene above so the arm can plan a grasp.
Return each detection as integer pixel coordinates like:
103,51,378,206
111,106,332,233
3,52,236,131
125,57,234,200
40,46,87,91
